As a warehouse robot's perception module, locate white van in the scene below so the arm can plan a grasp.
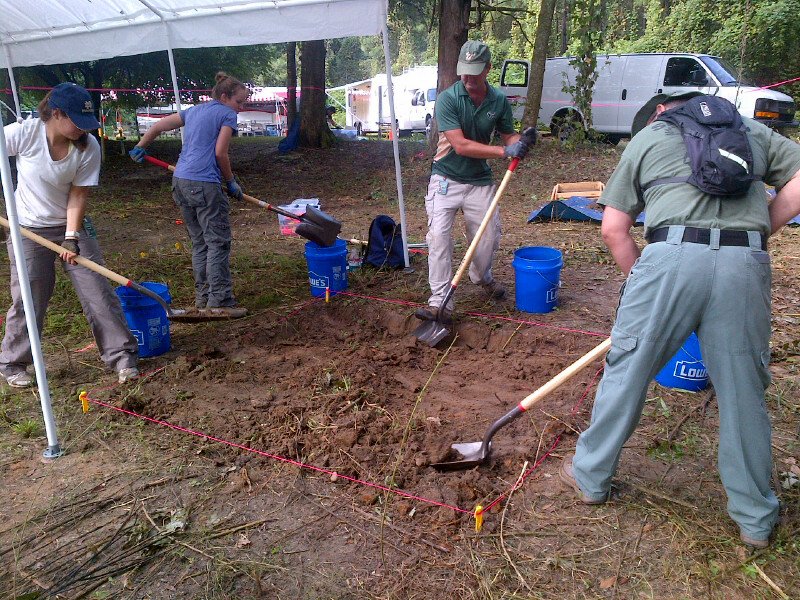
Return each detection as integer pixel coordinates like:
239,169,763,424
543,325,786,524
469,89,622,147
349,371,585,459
500,53,797,142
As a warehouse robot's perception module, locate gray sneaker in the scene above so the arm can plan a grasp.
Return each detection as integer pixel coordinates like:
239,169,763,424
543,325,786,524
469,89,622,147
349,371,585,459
481,280,507,300
118,367,140,383
559,454,608,505
5,371,33,388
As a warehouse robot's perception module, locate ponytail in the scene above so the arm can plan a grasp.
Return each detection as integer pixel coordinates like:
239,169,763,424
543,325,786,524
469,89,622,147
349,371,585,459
211,72,247,101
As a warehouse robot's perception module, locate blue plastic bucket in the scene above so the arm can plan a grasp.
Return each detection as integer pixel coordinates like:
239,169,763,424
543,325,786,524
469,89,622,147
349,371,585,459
512,246,563,313
655,332,709,391
305,239,348,297
115,282,171,358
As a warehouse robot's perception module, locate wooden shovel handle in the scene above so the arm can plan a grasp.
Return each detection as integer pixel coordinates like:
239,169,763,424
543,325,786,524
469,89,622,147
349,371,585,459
519,337,611,412
143,155,278,214
451,157,520,286
0,216,131,287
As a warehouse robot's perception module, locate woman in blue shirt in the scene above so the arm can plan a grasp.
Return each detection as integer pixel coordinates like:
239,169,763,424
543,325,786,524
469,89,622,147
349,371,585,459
131,72,249,317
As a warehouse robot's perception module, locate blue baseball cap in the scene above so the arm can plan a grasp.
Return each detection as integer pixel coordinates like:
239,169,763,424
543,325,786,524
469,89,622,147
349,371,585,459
48,83,101,131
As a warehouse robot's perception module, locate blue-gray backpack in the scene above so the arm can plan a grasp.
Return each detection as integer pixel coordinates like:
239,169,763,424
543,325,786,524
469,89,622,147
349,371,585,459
365,215,404,269
642,95,756,196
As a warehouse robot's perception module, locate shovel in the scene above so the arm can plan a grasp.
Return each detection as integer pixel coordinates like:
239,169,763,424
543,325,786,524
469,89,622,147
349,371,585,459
432,337,611,471
143,155,342,247
0,216,231,323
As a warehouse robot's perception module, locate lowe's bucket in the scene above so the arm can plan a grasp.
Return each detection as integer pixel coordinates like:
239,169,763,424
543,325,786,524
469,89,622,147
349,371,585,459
655,332,709,392
512,246,563,313
115,282,171,358
305,239,348,297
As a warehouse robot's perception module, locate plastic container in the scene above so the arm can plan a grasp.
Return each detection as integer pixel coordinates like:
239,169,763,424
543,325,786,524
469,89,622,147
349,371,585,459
655,332,709,392
277,198,320,236
512,246,563,313
115,282,171,358
305,239,348,297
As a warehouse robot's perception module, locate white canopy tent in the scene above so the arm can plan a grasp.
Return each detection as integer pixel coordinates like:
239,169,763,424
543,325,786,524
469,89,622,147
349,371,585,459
0,0,409,459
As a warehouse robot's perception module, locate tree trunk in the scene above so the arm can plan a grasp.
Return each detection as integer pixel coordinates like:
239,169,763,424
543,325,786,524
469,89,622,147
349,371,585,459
560,0,569,55
522,0,558,128
299,40,333,148
286,42,297,133
429,0,471,152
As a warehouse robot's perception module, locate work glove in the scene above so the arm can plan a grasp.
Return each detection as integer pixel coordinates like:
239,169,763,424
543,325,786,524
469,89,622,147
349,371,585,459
225,177,243,201
503,138,530,160
520,126,538,147
128,146,147,163
61,238,80,256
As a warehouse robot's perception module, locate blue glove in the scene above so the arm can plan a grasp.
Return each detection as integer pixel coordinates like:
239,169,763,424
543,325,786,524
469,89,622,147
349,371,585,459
129,146,147,163
503,139,530,160
225,178,243,201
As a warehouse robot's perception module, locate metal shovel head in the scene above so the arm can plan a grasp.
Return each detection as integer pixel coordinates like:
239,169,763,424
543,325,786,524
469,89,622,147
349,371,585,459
413,318,452,347
166,308,242,323
299,205,342,247
431,441,491,471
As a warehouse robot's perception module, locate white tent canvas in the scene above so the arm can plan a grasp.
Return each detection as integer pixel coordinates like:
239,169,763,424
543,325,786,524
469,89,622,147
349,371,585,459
0,0,407,457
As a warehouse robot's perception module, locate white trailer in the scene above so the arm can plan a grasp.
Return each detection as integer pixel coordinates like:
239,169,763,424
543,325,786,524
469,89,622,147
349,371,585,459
499,53,797,142
344,66,438,136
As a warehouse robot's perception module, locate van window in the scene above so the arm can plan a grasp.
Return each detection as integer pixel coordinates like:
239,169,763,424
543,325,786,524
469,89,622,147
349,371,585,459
699,56,743,86
501,61,529,87
427,88,437,103
663,57,709,87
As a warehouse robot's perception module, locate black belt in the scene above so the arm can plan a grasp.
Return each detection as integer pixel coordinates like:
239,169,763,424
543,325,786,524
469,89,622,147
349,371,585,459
646,227,767,251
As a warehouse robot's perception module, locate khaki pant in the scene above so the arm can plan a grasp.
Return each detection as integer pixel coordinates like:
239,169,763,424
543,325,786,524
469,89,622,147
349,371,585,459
424,174,500,309
0,226,138,377
573,226,778,540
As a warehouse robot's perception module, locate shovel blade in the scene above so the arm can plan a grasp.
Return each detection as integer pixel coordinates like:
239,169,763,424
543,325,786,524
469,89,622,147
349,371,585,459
167,308,244,323
413,319,452,347
300,206,342,247
431,441,490,471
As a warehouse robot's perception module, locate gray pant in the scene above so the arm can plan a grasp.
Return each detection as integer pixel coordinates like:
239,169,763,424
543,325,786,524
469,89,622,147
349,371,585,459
424,174,500,309
573,226,778,540
172,177,235,308
0,226,138,376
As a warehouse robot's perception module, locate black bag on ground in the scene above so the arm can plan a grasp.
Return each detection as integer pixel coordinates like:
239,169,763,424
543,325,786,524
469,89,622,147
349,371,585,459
642,95,756,196
364,215,405,269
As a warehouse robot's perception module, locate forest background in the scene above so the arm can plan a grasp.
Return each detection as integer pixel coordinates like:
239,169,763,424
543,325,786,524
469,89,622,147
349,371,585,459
2,0,800,117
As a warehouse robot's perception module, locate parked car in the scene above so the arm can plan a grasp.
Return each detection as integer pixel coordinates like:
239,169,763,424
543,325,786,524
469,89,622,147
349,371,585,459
500,53,798,142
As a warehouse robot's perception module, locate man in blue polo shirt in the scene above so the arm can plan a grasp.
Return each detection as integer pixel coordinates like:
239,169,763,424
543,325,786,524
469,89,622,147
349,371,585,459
415,40,530,324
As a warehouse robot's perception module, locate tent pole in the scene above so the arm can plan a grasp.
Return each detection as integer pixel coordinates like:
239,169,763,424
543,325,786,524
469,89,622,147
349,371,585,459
166,45,183,143
380,21,410,269
0,124,62,460
3,45,22,121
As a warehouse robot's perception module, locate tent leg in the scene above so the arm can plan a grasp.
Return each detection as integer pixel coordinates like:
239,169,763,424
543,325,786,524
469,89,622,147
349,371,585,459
3,46,22,120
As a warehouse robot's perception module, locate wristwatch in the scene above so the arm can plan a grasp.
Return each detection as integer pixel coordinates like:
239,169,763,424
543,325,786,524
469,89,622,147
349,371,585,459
65,230,80,239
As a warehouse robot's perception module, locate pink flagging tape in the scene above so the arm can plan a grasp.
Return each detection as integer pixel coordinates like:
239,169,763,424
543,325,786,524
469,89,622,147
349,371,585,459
74,342,96,353
84,393,471,514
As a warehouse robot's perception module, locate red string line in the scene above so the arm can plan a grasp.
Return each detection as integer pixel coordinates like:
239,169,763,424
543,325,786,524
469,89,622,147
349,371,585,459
83,393,471,514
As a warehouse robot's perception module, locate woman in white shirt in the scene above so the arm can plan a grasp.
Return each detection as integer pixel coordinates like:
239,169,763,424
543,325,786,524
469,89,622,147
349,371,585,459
1,83,139,387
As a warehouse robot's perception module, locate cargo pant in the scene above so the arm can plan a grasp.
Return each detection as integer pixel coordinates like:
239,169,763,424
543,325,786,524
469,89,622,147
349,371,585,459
424,174,500,310
572,226,778,541
172,177,235,308
0,225,138,377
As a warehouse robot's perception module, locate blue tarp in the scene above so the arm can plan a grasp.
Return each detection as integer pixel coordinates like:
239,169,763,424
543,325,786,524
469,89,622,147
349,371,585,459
527,196,645,225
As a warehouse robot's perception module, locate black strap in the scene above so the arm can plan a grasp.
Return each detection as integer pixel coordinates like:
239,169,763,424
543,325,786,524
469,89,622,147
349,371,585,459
640,176,690,192
646,226,766,251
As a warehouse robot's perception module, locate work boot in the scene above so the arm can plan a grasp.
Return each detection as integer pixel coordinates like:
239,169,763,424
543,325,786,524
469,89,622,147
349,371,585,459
208,306,248,319
481,280,507,300
118,367,140,383
4,371,34,388
740,531,770,549
414,305,452,326
559,454,608,505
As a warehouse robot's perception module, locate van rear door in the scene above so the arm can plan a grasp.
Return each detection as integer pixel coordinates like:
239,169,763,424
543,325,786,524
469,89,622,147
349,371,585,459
499,60,530,121
619,55,665,134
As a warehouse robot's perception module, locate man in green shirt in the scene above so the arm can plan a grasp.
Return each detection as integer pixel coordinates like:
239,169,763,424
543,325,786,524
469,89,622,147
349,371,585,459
560,91,800,549
415,40,530,323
